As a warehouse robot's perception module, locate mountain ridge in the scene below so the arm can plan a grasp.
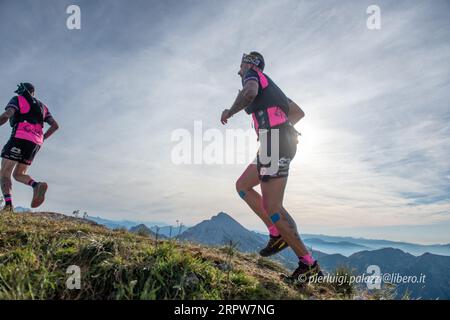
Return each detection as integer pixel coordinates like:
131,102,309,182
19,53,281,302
86,214,450,256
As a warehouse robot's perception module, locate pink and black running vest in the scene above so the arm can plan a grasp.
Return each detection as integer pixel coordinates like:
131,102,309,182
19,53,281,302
10,95,47,145
243,67,290,132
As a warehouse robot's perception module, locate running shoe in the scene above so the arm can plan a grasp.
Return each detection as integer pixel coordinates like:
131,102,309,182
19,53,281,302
31,182,48,208
259,235,289,257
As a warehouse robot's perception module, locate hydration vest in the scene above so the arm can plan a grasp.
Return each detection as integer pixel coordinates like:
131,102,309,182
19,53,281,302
244,67,290,131
10,94,46,145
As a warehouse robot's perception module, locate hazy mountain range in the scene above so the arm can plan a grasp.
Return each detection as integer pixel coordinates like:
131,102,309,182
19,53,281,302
87,216,188,237
302,234,450,257
87,213,450,257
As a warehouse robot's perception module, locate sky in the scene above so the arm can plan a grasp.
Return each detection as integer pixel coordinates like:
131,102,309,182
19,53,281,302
0,0,449,244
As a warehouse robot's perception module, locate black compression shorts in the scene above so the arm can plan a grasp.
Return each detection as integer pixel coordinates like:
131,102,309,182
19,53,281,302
1,137,41,165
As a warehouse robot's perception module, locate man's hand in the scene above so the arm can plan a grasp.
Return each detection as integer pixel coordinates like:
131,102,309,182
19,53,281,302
221,109,232,125
287,99,305,125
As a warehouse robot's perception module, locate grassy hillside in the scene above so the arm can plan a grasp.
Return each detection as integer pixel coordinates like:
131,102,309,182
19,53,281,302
0,212,378,300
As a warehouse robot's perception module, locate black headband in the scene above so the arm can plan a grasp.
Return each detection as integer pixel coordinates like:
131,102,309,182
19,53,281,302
242,53,265,70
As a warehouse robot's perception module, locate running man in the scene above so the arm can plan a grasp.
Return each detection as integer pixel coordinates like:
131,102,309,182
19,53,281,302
220,52,322,281
0,83,59,212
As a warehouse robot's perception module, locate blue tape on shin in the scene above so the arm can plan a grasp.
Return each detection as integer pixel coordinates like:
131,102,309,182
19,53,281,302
270,213,281,223
238,190,247,199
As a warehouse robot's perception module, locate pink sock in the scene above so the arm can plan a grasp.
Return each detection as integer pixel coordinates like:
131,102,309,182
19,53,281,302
268,225,280,237
300,253,315,266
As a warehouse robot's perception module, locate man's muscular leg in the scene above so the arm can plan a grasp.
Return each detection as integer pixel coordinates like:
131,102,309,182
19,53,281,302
261,176,309,257
235,163,273,228
12,163,47,208
13,164,34,185
1,159,16,208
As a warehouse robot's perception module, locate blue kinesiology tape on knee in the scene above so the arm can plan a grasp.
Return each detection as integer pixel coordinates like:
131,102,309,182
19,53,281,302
270,213,281,223
238,190,246,199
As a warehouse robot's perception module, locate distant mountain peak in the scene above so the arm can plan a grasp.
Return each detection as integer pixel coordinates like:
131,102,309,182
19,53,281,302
132,223,148,229
129,224,151,233
179,212,266,253
211,212,237,222
129,224,166,239
213,211,231,219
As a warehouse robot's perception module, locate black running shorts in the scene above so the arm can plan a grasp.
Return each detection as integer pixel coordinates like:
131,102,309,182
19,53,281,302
1,138,41,165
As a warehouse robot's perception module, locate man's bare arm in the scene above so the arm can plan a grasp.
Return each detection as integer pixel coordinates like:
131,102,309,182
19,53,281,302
44,117,59,140
220,80,259,125
0,108,15,126
229,80,259,117
287,99,305,125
